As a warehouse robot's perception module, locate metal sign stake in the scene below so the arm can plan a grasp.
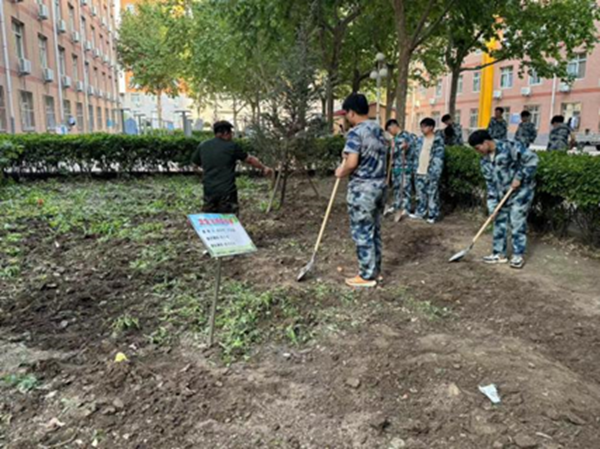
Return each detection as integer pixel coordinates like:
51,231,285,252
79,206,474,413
208,258,223,347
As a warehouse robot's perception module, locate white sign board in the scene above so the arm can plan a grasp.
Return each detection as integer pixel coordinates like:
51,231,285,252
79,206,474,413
188,213,256,258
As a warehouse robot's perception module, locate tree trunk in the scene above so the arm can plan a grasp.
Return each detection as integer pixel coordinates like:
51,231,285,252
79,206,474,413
385,65,396,122
395,48,411,130
325,72,335,126
156,92,163,129
448,65,461,118
232,96,238,131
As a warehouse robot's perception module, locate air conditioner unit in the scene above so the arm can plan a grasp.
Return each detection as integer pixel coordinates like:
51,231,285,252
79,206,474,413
559,83,571,93
85,41,93,51
57,20,67,34
62,75,72,88
76,81,84,92
87,86,95,96
521,87,532,97
92,6,98,16
43,68,54,83
38,4,49,20
93,49,101,58
493,90,503,99
18,58,32,75
72,31,81,43
429,98,437,105
103,55,109,64
80,0,88,5
97,91,103,99
101,18,107,28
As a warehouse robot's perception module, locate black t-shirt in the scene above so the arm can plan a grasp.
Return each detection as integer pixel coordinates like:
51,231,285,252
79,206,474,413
191,137,248,197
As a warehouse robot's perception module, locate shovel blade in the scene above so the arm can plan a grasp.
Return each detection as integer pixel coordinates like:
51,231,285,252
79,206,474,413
297,256,315,282
448,248,469,263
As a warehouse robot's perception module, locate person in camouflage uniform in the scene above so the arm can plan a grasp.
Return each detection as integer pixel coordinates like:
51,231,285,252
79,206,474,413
547,115,576,151
385,119,415,220
441,114,464,146
336,94,388,288
487,107,509,140
409,118,445,224
468,129,539,269
515,110,538,148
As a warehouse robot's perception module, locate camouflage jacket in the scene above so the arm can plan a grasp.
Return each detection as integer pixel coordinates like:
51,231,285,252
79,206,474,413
480,139,539,209
392,131,417,172
443,123,464,146
515,122,538,148
547,124,572,151
413,133,445,180
488,117,508,140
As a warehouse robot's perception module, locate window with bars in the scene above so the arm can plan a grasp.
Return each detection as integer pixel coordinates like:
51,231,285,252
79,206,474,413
473,72,481,93
567,54,587,79
63,100,72,123
524,105,541,128
39,35,49,69
13,21,25,60
457,75,463,95
44,96,56,130
20,91,35,132
500,67,514,89
77,102,84,132
0,87,7,132
97,106,102,130
469,108,479,129
88,104,94,131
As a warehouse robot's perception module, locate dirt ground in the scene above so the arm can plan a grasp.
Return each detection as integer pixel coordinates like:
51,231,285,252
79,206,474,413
1,176,600,449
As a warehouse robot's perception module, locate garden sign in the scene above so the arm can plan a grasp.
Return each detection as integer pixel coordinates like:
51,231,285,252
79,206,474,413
188,214,257,346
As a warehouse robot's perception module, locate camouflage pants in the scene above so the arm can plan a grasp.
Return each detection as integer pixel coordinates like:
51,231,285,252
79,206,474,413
347,180,386,280
415,174,441,220
490,185,535,256
392,168,413,212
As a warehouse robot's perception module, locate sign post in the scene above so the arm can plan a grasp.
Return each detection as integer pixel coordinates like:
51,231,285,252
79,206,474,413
188,213,256,346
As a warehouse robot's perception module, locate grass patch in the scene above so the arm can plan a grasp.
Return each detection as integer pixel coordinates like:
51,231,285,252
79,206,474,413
1,373,39,393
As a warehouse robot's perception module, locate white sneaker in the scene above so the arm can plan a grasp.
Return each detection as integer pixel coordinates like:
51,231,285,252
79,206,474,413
426,218,436,224
510,255,525,269
483,254,508,264
408,213,423,220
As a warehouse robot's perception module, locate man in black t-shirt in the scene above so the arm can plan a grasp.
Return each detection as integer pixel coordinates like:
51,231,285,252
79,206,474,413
191,121,272,214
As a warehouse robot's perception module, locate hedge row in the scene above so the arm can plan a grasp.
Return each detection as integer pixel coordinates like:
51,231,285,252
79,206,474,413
0,133,344,175
1,134,599,244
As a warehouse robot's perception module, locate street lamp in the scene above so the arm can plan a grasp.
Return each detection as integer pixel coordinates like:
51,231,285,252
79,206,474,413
370,53,388,124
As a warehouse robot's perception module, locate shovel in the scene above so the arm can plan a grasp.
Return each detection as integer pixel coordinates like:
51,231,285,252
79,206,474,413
449,187,514,263
297,167,344,281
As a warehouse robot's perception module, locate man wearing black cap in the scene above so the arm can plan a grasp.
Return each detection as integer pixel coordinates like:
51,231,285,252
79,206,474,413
191,121,273,214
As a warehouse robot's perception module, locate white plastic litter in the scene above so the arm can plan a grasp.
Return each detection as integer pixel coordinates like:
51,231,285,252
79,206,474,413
478,384,501,404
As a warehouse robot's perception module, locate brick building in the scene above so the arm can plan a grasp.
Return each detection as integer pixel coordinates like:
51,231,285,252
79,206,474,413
0,0,120,134
405,47,600,146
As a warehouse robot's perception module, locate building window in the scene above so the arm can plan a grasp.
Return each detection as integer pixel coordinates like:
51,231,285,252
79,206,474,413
105,107,110,128
0,87,7,132
457,75,463,95
500,107,511,123
76,102,84,132
44,96,56,130
72,55,79,81
524,105,541,128
500,66,513,89
97,106,103,130
567,53,587,79
435,80,443,98
38,35,49,69
12,21,25,60
54,0,62,21
91,26,96,47
84,62,90,84
63,99,72,123
88,104,94,131
432,111,441,128
81,16,87,41
19,91,35,132
473,72,481,93
529,70,542,86
126,4,135,13
68,4,76,32
561,103,582,130
59,47,67,76
469,108,479,129
454,110,461,125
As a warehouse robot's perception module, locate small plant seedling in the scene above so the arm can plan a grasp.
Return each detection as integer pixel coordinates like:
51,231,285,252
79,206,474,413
1,373,39,393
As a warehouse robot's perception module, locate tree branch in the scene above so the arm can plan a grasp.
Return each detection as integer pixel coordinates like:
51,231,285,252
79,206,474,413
413,0,458,50
460,55,509,72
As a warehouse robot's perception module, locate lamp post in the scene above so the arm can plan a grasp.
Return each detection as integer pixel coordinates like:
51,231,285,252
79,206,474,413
175,109,192,137
370,53,388,125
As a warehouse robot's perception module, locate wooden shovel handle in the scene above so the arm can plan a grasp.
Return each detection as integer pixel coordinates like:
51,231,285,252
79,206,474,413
472,187,514,244
313,164,344,254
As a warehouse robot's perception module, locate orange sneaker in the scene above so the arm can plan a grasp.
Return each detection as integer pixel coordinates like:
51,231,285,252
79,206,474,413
345,275,377,288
